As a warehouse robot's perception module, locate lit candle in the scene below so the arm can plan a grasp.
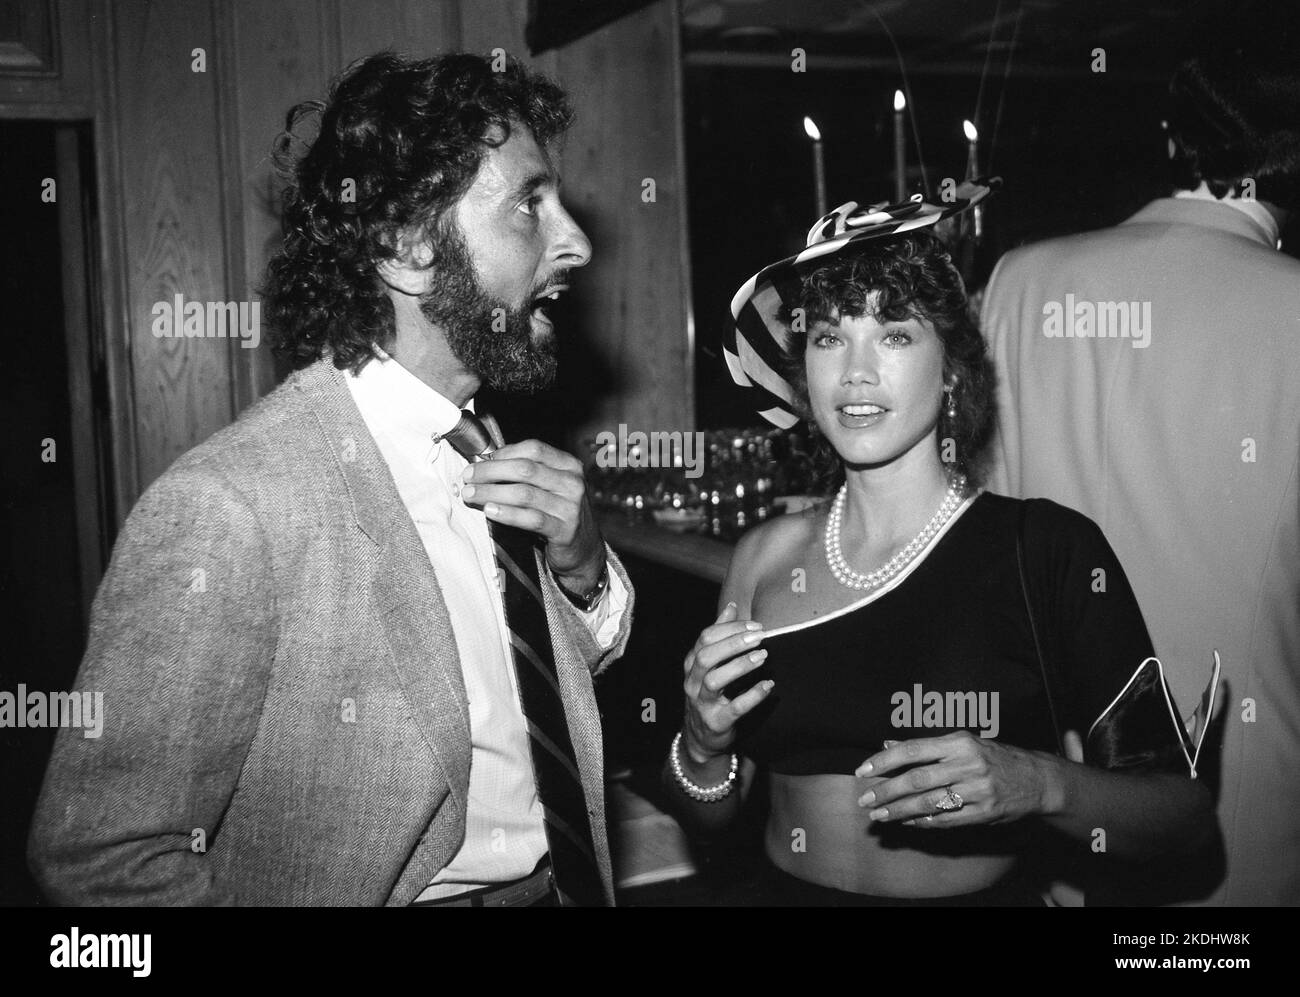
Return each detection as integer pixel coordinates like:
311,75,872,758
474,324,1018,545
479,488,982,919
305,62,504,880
963,119,979,180
804,116,827,218
962,119,983,239
893,90,907,202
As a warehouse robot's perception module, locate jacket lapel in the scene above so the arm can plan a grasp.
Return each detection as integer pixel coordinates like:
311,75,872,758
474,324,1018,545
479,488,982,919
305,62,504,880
294,359,471,811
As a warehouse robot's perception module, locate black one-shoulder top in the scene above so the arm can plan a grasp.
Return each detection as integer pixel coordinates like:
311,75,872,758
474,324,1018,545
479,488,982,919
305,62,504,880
732,493,1190,776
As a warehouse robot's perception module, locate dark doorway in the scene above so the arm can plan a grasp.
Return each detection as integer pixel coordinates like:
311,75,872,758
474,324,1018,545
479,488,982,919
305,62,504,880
0,119,112,905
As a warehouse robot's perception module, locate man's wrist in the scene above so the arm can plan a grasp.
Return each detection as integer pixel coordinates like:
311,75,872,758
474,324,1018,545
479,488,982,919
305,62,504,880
551,558,609,612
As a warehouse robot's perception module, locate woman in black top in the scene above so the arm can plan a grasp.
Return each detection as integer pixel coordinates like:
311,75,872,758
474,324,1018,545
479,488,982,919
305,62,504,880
668,193,1214,905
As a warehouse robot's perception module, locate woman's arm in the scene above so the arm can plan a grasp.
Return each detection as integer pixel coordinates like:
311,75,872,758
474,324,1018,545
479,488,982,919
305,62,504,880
1036,750,1215,859
660,739,758,836
853,730,1215,861
1029,502,1218,858
661,529,772,835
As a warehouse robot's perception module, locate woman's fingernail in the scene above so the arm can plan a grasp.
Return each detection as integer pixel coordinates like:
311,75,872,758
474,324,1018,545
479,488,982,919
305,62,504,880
861,790,875,806
484,502,499,517
463,466,474,481
749,649,768,663
857,761,873,776
745,621,762,631
762,680,775,691
461,484,475,498
868,808,888,821
743,631,763,643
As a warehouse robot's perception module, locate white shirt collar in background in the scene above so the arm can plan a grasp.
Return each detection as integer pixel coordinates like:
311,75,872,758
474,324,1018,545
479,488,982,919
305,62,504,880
1175,181,1281,249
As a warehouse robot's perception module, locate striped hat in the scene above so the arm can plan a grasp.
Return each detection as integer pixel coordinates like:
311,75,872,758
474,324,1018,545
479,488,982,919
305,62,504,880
723,178,1001,428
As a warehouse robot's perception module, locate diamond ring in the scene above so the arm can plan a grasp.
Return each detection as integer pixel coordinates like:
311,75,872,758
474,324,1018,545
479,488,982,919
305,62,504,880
935,788,965,811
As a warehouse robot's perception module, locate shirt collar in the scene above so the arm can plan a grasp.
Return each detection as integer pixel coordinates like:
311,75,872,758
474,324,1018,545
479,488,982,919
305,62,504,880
346,346,473,462
1173,181,1281,249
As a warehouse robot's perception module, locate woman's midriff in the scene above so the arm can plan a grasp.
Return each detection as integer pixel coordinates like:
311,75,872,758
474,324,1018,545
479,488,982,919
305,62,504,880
765,772,1020,897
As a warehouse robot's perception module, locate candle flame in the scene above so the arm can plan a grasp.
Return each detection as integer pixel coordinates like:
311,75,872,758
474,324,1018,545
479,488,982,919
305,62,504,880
963,119,978,142
803,116,821,141
894,90,906,112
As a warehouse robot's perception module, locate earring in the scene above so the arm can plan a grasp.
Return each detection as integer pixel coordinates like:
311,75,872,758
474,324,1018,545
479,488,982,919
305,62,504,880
944,385,957,420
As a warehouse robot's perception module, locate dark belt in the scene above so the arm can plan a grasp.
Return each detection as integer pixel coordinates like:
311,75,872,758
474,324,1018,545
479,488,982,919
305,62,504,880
409,858,556,908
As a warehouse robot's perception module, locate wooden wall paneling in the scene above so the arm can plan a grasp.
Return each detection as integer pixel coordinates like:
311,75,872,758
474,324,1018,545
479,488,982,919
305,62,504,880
0,0,59,73
457,0,560,104
459,0,535,62
555,0,693,439
455,0,520,51
112,0,235,488
222,0,337,408
335,0,461,66
0,0,94,116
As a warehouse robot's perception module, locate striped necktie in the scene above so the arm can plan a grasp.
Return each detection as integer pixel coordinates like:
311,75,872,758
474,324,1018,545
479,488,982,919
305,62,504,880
441,410,606,907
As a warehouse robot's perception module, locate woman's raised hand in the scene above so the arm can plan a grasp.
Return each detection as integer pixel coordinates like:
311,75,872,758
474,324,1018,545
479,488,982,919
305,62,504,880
681,601,775,763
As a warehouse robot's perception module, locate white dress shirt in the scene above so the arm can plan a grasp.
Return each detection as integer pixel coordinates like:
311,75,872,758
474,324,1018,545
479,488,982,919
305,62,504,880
345,349,626,899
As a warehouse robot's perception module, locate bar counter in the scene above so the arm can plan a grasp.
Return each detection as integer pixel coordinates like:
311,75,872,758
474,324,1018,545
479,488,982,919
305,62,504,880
596,511,735,584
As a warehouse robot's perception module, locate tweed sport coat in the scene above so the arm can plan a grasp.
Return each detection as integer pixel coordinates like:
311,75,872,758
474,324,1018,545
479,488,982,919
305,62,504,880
28,357,634,905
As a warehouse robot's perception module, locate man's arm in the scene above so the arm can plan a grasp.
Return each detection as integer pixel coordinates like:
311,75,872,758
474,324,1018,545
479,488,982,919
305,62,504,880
28,462,278,905
541,543,634,676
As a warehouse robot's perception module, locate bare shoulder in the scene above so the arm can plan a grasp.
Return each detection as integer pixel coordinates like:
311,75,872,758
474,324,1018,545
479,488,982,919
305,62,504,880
738,504,825,562
722,501,828,613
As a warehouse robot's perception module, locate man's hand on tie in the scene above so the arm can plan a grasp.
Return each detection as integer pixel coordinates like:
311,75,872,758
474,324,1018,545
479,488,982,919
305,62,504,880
458,440,605,592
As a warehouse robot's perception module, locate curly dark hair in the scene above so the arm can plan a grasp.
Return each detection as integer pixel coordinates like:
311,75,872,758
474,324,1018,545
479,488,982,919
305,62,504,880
776,231,995,490
261,51,574,373
1167,49,1300,211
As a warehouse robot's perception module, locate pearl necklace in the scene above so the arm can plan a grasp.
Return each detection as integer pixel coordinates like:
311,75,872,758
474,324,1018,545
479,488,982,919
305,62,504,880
824,480,966,591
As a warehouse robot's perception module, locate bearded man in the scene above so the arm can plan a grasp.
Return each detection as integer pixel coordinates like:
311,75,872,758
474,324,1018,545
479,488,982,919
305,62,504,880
29,52,634,907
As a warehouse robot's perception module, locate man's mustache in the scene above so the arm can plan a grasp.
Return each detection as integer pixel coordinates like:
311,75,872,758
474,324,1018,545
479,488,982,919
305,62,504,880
530,269,575,300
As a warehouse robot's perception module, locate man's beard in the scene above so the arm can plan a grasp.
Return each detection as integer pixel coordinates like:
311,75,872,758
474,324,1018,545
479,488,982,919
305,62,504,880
419,224,560,393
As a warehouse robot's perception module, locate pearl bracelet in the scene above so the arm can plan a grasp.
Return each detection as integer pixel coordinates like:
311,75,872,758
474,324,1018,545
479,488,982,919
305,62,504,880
670,731,739,802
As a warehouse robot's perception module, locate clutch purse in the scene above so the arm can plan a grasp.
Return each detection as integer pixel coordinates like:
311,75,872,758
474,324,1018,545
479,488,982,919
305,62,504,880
1086,653,1221,778
1015,504,1221,778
